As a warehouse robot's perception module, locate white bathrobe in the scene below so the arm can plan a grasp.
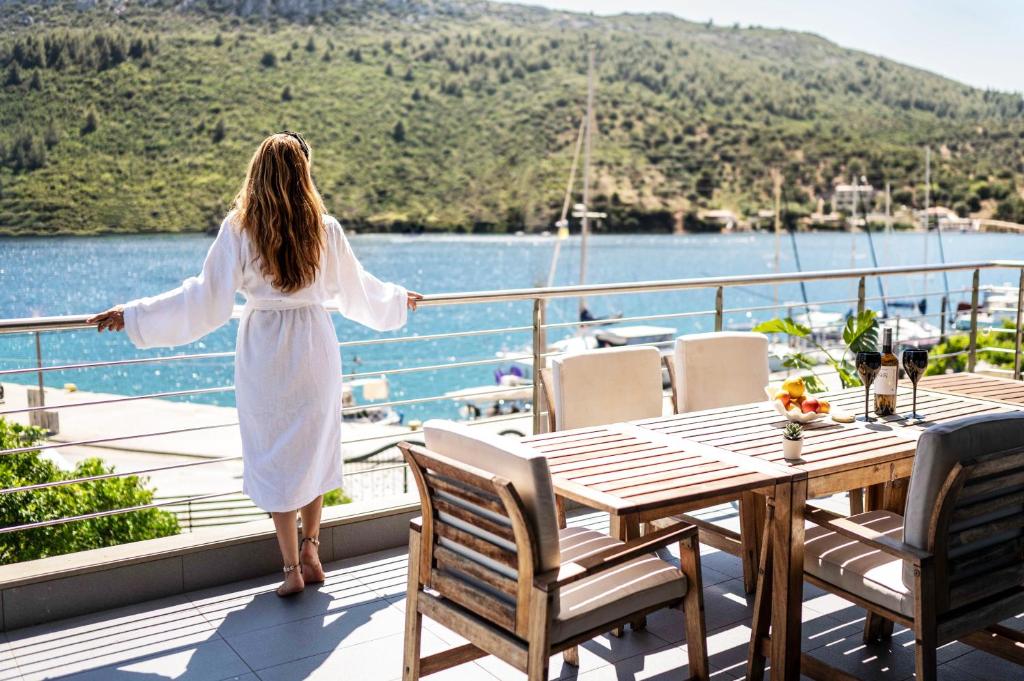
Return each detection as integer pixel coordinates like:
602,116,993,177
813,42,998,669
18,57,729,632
123,214,408,512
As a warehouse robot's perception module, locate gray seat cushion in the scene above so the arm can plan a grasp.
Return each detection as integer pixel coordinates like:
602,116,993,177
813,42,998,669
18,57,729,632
552,527,687,643
804,510,913,617
902,412,1024,588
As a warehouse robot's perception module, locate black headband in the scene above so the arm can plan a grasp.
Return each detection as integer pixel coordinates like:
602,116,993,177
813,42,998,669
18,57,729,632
278,130,310,160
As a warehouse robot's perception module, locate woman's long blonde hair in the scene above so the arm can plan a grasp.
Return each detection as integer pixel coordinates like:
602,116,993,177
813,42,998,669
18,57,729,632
233,132,326,293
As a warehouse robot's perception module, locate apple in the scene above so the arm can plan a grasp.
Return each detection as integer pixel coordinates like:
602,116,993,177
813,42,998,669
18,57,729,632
776,393,791,408
801,398,820,414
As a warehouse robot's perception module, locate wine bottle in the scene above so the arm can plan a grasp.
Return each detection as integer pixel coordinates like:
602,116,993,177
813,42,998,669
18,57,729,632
874,328,898,416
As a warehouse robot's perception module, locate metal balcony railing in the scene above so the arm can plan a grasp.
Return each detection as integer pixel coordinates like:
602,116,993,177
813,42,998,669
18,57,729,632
0,259,1022,540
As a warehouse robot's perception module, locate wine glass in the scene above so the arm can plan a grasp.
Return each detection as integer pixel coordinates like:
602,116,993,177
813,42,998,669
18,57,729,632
856,351,882,422
902,349,929,422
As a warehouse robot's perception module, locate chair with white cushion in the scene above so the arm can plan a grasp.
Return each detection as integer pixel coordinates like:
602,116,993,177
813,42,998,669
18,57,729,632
750,413,1024,681
541,345,665,432
669,331,769,413
400,420,709,681
659,332,770,594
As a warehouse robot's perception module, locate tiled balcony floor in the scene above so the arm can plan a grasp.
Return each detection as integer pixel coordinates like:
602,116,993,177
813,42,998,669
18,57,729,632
2,506,1021,681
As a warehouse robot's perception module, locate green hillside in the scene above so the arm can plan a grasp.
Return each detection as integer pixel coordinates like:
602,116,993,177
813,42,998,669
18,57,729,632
1,0,1023,234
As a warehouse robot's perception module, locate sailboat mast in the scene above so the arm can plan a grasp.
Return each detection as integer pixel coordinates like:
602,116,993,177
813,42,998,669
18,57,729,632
931,148,952,308
772,168,782,308
922,146,930,293
546,116,586,288
578,46,595,314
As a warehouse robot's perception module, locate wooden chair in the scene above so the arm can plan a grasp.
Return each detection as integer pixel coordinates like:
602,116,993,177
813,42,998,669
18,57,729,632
400,420,709,681
658,332,770,594
755,412,1024,681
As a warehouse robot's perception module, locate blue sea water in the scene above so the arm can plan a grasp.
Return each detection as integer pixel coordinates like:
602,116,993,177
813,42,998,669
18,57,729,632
0,230,1020,420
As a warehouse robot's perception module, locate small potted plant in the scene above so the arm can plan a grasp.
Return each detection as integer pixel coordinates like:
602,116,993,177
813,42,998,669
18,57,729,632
782,422,804,462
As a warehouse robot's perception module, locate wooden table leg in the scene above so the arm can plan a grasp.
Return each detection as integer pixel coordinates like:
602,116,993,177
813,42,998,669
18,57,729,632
610,513,643,636
746,496,775,681
770,478,806,681
740,491,766,594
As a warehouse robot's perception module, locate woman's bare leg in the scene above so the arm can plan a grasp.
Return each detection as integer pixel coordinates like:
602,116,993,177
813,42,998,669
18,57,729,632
273,510,304,596
299,495,326,583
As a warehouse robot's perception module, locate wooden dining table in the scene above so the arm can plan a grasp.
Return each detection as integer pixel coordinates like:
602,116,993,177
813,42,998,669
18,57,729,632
520,373,1024,681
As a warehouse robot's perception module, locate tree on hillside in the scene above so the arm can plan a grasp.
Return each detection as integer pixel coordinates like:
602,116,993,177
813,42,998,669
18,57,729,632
391,120,406,143
403,67,414,82
260,51,276,68
43,122,60,149
281,85,292,101
211,118,226,143
384,63,393,77
0,419,180,565
80,108,98,135
305,37,316,53
5,64,21,87
213,33,223,47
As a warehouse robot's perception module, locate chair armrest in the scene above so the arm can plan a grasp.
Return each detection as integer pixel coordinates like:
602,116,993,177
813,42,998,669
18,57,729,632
805,505,930,565
410,516,422,533
534,522,697,592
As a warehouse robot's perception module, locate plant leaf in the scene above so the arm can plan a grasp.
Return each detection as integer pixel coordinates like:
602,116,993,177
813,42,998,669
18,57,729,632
753,317,811,338
802,374,827,394
781,352,817,370
843,309,879,353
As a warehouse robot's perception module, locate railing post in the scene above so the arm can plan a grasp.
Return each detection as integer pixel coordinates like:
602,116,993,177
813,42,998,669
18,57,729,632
714,286,723,332
968,268,980,373
939,296,948,344
1014,268,1024,381
857,276,866,316
531,298,546,434
34,332,45,406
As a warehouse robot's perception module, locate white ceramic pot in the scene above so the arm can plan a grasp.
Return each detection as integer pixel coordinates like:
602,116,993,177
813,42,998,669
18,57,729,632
782,437,804,462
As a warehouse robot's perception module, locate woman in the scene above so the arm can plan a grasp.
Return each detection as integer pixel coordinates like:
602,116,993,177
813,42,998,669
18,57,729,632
88,132,421,596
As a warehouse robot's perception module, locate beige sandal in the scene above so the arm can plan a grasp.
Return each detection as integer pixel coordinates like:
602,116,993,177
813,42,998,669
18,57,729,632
276,563,304,597
300,536,326,584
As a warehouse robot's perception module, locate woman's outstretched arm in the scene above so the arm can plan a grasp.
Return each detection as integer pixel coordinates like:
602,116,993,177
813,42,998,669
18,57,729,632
324,218,420,331
89,219,243,348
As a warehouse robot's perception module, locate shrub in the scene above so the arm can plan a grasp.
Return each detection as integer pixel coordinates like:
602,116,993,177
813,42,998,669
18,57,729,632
0,419,180,564
260,51,276,68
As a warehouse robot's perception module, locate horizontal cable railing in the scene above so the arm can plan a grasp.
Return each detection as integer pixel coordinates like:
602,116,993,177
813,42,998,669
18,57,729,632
1,259,1022,541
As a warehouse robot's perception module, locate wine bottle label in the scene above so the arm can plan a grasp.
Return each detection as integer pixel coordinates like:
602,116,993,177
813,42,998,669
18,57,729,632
876,365,897,395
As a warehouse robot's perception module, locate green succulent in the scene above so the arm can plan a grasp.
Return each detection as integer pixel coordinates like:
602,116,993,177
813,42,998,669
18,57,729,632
783,422,804,440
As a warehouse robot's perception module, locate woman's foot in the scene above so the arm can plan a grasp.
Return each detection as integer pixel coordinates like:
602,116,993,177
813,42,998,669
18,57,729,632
300,536,326,584
276,564,305,597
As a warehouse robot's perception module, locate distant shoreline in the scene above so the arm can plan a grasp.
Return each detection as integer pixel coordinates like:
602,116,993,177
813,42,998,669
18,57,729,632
0,224,938,238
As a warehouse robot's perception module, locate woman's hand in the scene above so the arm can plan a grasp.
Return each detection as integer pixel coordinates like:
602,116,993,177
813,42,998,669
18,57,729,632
87,306,125,332
407,291,423,311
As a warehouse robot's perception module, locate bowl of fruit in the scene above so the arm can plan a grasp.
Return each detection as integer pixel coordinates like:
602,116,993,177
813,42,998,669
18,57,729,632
764,377,831,423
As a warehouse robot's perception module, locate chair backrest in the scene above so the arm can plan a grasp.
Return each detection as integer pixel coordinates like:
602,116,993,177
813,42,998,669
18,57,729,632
673,332,769,413
903,412,1024,614
550,346,663,430
400,420,562,637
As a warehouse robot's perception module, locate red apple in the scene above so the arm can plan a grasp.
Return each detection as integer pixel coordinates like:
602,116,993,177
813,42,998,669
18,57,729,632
801,398,820,413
